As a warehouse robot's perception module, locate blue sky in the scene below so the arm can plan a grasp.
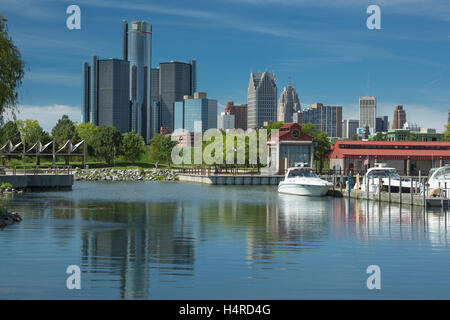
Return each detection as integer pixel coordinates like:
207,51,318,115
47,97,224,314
1,0,449,131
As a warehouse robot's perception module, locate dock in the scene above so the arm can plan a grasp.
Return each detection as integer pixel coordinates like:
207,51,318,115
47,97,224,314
0,165,74,191
178,174,284,185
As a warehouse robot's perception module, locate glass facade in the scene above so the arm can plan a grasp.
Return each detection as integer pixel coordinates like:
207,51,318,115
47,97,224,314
174,101,184,131
184,98,217,133
280,145,311,167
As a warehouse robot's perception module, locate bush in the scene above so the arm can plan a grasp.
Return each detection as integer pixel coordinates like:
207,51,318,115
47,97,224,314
0,182,13,190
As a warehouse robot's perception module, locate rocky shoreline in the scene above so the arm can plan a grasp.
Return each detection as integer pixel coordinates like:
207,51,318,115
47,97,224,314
0,208,22,228
74,168,178,182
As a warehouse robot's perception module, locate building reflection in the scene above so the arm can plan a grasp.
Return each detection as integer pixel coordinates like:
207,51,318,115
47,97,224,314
77,201,195,299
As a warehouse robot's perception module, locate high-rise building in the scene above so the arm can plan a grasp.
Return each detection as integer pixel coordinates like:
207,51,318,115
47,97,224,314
342,119,359,139
292,111,302,124
393,105,406,129
151,61,196,132
126,20,152,141
302,103,343,138
224,101,247,131
375,116,388,133
176,92,217,133
217,112,235,130
247,71,277,129
359,96,376,132
277,83,301,123
82,57,131,133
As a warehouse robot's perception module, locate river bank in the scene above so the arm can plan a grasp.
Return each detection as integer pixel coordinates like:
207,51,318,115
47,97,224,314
74,168,178,182
0,207,22,228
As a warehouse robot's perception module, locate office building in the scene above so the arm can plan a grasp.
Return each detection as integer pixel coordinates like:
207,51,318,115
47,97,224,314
375,116,388,133
217,112,235,130
393,105,406,129
359,96,376,132
342,119,359,139
174,92,217,133
224,101,247,131
82,57,131,133
125,20,152,140
292,111,302,124
302,103,343,138
151,61,196,132
247,71,277,129
277,83,301,123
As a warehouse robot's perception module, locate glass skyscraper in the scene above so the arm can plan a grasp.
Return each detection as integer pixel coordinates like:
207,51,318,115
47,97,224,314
126,21,152,140
175,93,217,133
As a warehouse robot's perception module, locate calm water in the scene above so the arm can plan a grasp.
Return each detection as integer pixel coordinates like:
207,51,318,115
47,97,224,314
0,181,449,299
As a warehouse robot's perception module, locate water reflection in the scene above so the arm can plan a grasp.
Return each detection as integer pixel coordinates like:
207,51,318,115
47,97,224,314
1,182,450,299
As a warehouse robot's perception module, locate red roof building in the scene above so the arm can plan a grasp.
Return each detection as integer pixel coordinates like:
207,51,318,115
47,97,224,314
327,140,450,175
268,123,314,174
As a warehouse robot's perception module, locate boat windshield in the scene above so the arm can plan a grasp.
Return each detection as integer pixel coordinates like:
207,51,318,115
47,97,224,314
431,167,450,181
367,169,400,179
288,170,318,178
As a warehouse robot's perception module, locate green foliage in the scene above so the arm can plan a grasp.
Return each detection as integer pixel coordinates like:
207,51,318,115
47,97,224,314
444,123,450,142
351,133,359,141
300,122,331,172
16,119,51,146
0,120,21,145
51,115,79,148
0,15,25,123
373,132,386,141
149,134,177,166
0,182,13,190
76,122,99,157
120,131,146,162
91,126,122,165
264,121,284,136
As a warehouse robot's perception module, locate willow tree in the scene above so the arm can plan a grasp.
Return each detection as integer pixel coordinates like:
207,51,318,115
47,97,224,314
0,15,25,124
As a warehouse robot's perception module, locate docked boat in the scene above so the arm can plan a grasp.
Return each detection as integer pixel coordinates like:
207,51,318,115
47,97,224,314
355,163,417,193
278,166,333,196
425,166,450,197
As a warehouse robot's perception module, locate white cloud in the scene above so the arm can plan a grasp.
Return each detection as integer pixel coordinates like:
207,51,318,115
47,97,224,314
6,104,82,132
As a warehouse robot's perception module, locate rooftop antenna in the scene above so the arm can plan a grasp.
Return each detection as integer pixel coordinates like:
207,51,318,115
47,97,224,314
366,73,370,96
288,76,292,87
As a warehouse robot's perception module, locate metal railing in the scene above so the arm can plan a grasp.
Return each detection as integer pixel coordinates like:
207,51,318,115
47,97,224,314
0,165,73,176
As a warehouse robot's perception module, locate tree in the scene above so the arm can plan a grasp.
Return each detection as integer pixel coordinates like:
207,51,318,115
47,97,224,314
351,133,359,141
16,119,51,146
120,131,146,162
149,134,177,167
373,132,386,141
0,121,21,145
444,123,450,142
0,15,25,123
300,122,331,173
76,122,99,157
51,115,79,148
264,121,284,137
91,126,122,165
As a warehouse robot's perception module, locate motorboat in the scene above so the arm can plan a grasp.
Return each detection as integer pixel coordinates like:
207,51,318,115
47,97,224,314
355,163,418,193
278,166,333,196
425,166,450,197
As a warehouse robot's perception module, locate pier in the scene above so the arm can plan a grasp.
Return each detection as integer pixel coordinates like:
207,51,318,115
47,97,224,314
178,173,284,185
0,165,74,191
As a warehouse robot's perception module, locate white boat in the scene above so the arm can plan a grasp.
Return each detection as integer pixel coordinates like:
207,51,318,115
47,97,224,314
278,166,333,197
425,166,450,197
355,163,418,193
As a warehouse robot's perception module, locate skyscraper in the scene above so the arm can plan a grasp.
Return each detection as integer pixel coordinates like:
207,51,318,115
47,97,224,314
126,20,152,140
302,103,343,138
277,83,301,123
375,116,388,132
151,61,196,132
247,71,277,129
359,96,376,132
225,101,247,131
174,92,217,133
82,58,131,133
393,105,406,129
342,119,359,139
217,112,235,130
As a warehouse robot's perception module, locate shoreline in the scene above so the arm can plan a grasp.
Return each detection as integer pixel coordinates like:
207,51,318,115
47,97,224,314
74,168,178,182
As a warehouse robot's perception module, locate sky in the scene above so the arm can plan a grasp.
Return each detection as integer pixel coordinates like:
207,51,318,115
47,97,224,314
1,0,449,132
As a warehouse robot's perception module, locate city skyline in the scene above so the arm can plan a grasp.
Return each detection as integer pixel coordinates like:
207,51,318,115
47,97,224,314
1,0,449,131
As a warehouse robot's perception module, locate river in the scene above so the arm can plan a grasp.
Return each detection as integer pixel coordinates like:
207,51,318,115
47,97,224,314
0,181,449,299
